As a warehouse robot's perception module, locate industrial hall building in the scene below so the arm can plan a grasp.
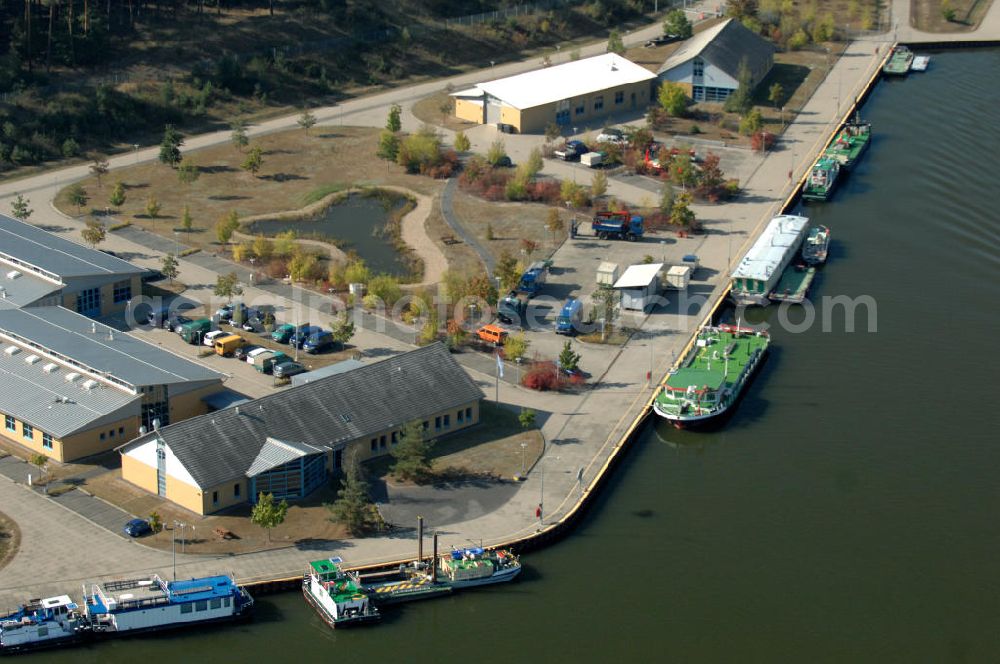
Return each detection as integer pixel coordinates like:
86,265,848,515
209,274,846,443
0,213,145,318
118,343,485,515
0,305,224,462
451,53,657,134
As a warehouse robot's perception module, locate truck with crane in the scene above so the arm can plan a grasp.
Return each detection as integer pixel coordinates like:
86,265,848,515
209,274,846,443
592,210,644,241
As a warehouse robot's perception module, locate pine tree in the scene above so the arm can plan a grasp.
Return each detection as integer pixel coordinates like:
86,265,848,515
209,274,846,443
558,340,581,371
10,194,32,221
326,458,372,536
68,183,89,214
390,420,434,482
297,109,317,134
158,125,184,167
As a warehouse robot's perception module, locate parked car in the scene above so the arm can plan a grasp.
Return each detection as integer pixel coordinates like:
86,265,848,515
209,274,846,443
596,128,625,145
271,323,297,344
273,360,306,379
302,331,336,354
245,347,273,365
123,518,152,538
644,34,682,47
202,330,227,347
216,303,248,323
554,140,588,161
233,344,261,361
288,325,322,349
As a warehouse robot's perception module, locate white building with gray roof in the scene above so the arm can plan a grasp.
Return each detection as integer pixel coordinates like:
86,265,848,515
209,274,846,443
0,306,224,462
0,213,146,317
118,343,485,515
658,19,775,103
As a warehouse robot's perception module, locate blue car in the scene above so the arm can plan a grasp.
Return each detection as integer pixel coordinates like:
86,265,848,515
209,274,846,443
123,518,152,538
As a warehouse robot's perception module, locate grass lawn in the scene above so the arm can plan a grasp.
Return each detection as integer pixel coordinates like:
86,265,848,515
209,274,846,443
364,401,545,483
412,92,479,132
913,0,994,30
55,126,445,257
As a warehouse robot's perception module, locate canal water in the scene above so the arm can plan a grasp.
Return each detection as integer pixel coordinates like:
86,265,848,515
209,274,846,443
31,49,1000,662
245,191,411,276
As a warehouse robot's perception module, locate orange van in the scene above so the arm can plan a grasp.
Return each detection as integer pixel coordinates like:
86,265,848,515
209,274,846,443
476,324,508,346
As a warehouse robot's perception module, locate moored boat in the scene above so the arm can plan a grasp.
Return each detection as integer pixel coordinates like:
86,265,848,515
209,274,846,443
911,55,930,71
802,156,841,201
0,595,88,653
883,45,914,75
84,574,253,635
825,119,871,170
303,558,381,628
769,263,817,304
730,214,810,306
801,224,830,265
653,325,770,428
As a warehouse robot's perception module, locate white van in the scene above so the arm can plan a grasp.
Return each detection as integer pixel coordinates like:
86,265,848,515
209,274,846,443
245,347,272,365
202,330,227,347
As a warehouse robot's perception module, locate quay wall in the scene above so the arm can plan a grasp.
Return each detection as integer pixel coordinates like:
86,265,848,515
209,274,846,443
243,41,898,596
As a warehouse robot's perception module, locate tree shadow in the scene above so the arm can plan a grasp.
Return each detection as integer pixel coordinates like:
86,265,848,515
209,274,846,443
263,173,309,182
208,194,250,201
201,165,237,174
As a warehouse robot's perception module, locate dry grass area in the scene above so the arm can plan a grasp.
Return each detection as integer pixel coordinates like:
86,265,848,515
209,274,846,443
426,197,485,276
913,0,993,30
365,402,544,482
0,510,21,572
412,92,480,132
450,189,564,267
84,470,350,555
54,126,445,255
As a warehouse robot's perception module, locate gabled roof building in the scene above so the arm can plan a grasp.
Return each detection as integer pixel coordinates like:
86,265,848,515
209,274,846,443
118,344,485,515
658,19,775,103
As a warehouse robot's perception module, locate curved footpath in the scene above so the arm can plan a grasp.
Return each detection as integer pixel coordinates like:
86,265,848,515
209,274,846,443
2,2,1000,606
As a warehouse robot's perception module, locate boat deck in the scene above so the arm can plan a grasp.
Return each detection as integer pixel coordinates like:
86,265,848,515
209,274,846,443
663,329,768,392
770,265,816,303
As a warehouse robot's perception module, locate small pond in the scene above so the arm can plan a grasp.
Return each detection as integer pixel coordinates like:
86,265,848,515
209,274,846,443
245,191,412,276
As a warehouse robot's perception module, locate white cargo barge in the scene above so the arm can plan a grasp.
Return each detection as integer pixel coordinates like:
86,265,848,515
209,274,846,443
729,215,810,306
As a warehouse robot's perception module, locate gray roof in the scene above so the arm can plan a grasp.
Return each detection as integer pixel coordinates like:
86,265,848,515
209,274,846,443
246,437,326,477
0,307,222,390
290,359,364,386
0,213,145,280
0,342,138,437
0,269,62,308
123,343,485,488
659,19,775,82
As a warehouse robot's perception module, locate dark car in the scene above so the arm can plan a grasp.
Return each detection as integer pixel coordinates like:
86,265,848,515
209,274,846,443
644,34,682,47
123,518,152,538
216,303,248,323
169,315,193,333
233,344,261,361
554,140,588,161
288,325,322,349
272,360,306,379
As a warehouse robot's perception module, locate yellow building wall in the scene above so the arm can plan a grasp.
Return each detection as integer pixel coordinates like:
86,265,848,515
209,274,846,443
122,453,158,493
499,106,521,129
0,412,138,462
168,382,224,424
352,399,481,463
516,80,653,133
454,99,484,124
202,478,248,514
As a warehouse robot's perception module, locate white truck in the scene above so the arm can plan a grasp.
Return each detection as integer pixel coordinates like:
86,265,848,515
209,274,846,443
581,151,606,168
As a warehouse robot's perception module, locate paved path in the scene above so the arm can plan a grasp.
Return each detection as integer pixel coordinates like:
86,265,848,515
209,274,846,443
2,0,999,608
441,177,496,277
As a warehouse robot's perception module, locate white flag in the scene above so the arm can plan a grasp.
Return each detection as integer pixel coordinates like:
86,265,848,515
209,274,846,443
496,354,504,378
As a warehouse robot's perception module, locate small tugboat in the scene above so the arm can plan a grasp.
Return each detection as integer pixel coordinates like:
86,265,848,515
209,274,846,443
439,547,522,589
825,119,871,170
84,574,254,635
883,45,914,76
0,595,88,653
303,558,381,628
802,156,841,201
652,325,770,428
801,224,830,265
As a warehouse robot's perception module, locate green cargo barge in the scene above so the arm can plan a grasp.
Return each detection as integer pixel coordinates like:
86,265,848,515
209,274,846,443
883,45,914,76
825,119,871,170
653,325,770,429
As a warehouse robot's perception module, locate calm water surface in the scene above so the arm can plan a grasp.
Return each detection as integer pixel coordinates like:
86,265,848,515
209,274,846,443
34,49,1000,662
246,192,410,276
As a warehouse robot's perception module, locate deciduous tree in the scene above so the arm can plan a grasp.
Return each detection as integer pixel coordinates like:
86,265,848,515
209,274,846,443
177,158,200,185
109,181,126,209
546,208,565,243
181,205,193,232
663,8,693,38
454,131,471,152
81,217,106,248
503,331,529,362
591,170,608,198
606,28,625,55
161,253,179,285
241,145,263,177
658,81,688,117
297,109,317,134
90,157,109,187
495,251,521,292
519,407,537,430
250,492,288,542
68,183,89,214
144,195,161,218
230,119,249,152
214,271,243,302
386,103,402,132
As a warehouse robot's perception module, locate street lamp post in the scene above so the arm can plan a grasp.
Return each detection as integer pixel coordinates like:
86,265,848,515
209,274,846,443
520,442,527,477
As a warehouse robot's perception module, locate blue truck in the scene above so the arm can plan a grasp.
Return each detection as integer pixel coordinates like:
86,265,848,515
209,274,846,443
497,291,528,326
555,298,582,335
517,261,548,298
592,210,644,241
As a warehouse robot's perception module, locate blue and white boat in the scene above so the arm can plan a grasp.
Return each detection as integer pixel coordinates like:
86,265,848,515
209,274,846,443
0,595,88,653
84,574,253,634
